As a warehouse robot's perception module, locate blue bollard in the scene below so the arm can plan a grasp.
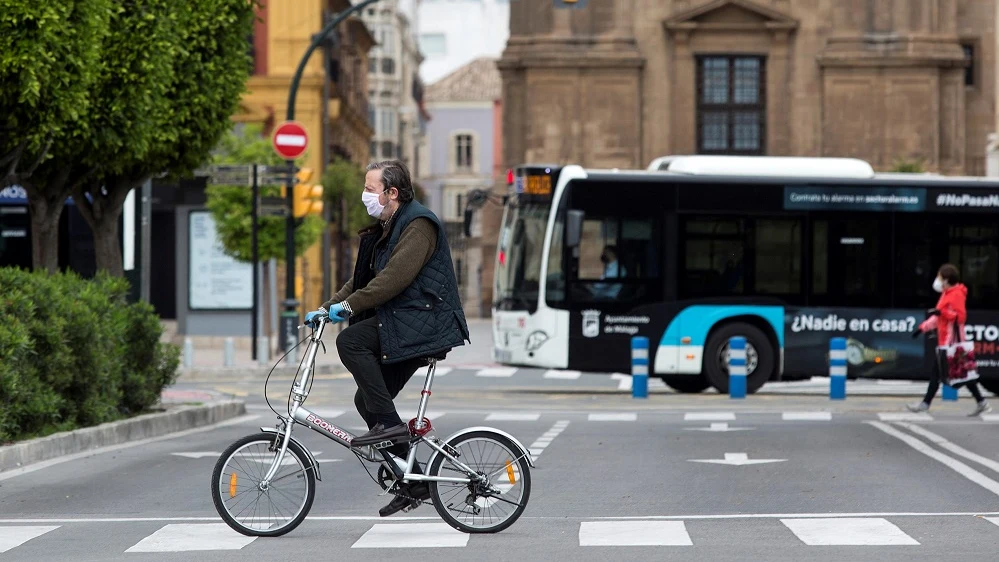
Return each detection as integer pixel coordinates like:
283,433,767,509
631,336,649,399
943,383,958,401
830,337,847,400
728,336,747,399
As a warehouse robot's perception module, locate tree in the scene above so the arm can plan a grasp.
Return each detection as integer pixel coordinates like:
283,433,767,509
69,0,257,277
205,123,324,348
0,1,112,272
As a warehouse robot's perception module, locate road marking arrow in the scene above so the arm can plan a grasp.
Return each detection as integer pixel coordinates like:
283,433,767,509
688,453,786,466
684,423,755,432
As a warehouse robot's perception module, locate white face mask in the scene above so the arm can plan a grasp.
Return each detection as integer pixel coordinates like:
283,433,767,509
932,277,944,293
362,191,385,219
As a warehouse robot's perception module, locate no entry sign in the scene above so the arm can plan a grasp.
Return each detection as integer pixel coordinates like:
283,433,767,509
272,121,309,160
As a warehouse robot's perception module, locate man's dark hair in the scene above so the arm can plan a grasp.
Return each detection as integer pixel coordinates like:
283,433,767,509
939,263,960,285
366,160,414,203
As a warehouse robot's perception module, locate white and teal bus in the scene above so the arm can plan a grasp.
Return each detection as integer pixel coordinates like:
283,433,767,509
491,156,999,394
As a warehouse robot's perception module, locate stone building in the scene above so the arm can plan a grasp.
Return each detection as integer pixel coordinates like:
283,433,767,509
481,0,995,313
361,0,430,173
419,58,504,318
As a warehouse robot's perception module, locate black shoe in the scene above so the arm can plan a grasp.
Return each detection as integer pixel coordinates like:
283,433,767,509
379,483,431,517
351,422,410,448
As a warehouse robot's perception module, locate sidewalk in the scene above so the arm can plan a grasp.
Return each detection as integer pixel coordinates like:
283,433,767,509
174,318,495,382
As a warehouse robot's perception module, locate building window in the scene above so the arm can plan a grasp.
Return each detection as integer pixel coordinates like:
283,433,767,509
368,57,377,73
454,133,473,172
370,141,377,159
419,33,446,57
381,141,394,158
382,58,396,74
696,55,766,155
962,43,975,86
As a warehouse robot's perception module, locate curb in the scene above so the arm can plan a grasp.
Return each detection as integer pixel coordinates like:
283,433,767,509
176,362,342,382
0,400,246,474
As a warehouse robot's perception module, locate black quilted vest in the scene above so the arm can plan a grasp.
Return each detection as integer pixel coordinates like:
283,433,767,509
349,200,470,364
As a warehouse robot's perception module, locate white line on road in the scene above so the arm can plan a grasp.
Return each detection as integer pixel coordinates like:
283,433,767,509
684,412,736,421
125,523,256,552
476,367,517,377
587,413,637,422
3,511,999,524
543,370,581,380
484,412,541,421
684,422,755,432
0,414,261,482
780,517,919,546
896,422,999,474
877,412,933,421
867,421,999,497
0,526,59,553
782,412,832,421
529,420,570,461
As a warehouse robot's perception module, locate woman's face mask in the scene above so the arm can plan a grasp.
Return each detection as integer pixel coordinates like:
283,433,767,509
933,276,944,293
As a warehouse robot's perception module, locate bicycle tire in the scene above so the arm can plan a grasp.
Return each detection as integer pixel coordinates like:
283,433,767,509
211,432,316,537
428,430,532,534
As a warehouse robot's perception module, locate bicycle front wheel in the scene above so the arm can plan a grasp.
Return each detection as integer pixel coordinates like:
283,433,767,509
428,430,532,533
211,432,316,537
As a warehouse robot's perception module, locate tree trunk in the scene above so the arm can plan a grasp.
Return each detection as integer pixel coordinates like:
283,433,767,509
26,194,64,273
72,178,132,277
92,214,124,277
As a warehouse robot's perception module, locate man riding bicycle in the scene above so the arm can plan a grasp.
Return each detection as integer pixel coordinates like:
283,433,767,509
304,160,470,517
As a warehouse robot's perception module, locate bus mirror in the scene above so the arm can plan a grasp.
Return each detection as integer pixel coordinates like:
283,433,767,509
566,210,584,248
463,208,473,237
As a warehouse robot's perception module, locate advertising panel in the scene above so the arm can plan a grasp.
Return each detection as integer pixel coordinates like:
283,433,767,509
784,308,930,379
783,186,926,212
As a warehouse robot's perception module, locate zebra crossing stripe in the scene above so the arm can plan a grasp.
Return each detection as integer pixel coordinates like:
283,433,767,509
352,523,469,548
579,521,692,546
476,367,517,377
0,526,60,553
781,518,919,546
544,370,582,380
124,524,256,552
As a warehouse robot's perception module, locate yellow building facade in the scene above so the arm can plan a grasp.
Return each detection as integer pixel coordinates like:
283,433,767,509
234,0,375,314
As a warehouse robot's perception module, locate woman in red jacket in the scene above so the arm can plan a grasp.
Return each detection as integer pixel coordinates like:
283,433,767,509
908,263,992,416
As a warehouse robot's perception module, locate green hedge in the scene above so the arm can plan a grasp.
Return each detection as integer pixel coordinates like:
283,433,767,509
0,267,180,443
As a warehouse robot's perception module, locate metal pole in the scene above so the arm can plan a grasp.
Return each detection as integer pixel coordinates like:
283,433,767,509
282,0,381,346
140,179,151,303
251,164,259,362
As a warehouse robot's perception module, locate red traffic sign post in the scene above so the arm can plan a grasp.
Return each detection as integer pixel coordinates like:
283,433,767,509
272,121,309,160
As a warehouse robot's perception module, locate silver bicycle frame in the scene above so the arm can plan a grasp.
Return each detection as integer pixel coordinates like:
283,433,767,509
259,314,477,487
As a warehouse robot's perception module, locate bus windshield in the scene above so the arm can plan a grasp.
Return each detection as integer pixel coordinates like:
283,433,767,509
495,198,551,312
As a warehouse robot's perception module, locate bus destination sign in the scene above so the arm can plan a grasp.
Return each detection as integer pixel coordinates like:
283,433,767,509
516,173,552,197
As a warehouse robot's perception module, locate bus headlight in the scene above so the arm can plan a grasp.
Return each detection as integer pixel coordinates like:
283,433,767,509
525,330,550,352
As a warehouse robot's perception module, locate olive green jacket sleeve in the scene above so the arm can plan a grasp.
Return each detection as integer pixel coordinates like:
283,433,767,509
323,218,438,315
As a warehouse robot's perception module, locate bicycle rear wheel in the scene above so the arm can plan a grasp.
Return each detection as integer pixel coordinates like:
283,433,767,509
428,430,532,533
211,432,316,537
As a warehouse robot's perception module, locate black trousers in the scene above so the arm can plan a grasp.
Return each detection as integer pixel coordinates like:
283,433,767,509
924,348,984,405
336,316,426,427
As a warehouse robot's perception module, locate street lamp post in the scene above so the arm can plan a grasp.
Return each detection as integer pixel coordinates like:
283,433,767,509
280,0,382,350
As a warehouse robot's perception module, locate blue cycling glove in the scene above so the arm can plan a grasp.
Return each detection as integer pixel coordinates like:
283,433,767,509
329,302,348,324
304,309,324,328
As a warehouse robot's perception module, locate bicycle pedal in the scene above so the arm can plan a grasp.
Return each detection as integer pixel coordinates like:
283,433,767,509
372,440,395,450
401,501,421,513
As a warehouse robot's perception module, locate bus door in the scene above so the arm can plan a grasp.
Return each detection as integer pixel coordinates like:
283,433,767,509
559,180,669,372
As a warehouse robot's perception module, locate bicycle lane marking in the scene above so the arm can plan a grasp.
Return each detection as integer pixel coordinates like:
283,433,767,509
529,420,570,462
866,421,999,497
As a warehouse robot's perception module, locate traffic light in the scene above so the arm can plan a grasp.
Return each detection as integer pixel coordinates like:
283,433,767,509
291,167,324,218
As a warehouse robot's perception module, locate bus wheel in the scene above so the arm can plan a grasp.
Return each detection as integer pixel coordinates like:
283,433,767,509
661,375,710,394
979,379,999,396
703,323,775,395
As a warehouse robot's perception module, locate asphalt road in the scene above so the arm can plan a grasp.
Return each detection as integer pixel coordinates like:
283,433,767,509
4,363,999,562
